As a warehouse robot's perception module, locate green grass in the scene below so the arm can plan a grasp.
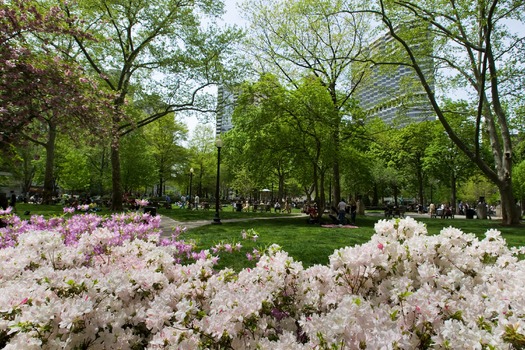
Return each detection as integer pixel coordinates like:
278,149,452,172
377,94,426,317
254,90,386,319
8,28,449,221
13,203,71,218
158,208,525,271
12,203,525,271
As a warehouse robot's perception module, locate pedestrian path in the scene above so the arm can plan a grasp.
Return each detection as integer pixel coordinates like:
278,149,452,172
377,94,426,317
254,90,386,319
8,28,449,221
158,215,207,235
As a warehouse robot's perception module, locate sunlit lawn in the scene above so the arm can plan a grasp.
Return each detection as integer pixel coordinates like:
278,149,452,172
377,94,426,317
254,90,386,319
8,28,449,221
14,203,525,271
168,211,525,270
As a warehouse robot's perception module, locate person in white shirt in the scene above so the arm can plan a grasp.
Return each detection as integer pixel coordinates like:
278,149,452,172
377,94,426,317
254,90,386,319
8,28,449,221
337,199,347,225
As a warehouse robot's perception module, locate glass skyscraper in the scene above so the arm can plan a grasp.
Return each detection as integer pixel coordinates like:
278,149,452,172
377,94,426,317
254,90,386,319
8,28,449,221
356,30,435,125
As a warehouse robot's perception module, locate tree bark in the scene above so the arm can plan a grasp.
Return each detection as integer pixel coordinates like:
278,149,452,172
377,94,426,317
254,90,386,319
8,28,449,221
393,185,398,206
451,174,457,214
417,166,424,207
110,136,123,211
22,153,35,200
42,122,56,205
318,171,326,217
372,184,379,206
498,181,520,225
278,175,285,202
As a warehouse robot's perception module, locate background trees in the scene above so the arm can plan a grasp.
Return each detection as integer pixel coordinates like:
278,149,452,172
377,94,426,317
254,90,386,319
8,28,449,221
343,0,525,224
144,116,188,197
1,0,523,221
63,0,243,210
0,0,111,203
240,0,373,205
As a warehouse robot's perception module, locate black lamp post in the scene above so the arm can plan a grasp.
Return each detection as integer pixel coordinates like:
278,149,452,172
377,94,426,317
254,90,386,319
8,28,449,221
188,167,194,210
212,138,223,224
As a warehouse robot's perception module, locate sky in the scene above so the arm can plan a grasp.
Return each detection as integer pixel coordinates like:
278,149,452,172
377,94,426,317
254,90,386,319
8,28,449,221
224,0,245,24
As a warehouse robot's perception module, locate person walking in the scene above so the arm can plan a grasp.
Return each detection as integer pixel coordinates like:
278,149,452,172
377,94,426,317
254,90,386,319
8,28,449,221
428,202,435,218
337,199,347,225
349,197,357,225
9,191,16,211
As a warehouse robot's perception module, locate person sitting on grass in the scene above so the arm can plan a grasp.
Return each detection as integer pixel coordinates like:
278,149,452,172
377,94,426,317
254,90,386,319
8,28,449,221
307,203,319,224
274,201,281,213
329,206,339,224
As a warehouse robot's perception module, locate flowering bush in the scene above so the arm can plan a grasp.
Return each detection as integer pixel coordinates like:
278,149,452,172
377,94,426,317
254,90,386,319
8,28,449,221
1,215,525,349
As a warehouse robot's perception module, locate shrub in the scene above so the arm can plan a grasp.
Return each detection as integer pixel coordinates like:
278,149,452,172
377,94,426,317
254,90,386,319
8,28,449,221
1,213,524,349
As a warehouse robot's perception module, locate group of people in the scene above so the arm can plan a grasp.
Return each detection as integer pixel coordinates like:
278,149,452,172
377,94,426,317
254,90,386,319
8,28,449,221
233,199,293,213
175,195,205,210
304,198,358,225
427,202,455,218
427,200,498,219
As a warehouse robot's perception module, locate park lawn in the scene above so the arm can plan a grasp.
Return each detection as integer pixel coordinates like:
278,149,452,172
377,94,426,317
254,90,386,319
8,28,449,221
12,203,525,271
177,216,373,271
13,203,69,218
173,212,525,271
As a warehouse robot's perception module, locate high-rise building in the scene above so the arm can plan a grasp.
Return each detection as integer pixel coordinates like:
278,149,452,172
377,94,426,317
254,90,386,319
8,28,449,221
216,86,236,135
355,30,435,125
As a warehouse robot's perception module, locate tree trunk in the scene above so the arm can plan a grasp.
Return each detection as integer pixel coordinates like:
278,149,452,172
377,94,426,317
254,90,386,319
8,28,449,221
98,148,107,197
498,182,520,225
110,138,123,211
417,167,424,207
332,131,341,205
372,183,379,206
393,185,398,206
278,175,285,202
318,171,326,218
451,174,457,214
42,123,56,205
312,164,319,205
158,177,163,197
22,154,35,200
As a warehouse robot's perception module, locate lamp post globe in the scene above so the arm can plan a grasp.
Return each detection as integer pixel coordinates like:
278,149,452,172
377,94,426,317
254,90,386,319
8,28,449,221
188,167,194,210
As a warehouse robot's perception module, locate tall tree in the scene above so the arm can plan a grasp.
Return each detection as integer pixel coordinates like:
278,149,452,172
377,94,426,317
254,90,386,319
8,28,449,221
344,0,525,224
368,125,408,206
186,124,215,199
144,116,188,197
226,74,297,202
390,121,434,206
229,74,338,214
55,137,92,194
64,0,244,210
0,0,101,142
424,104,480,212
0,0,111,203
120,130,156,196
240,0,372,204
